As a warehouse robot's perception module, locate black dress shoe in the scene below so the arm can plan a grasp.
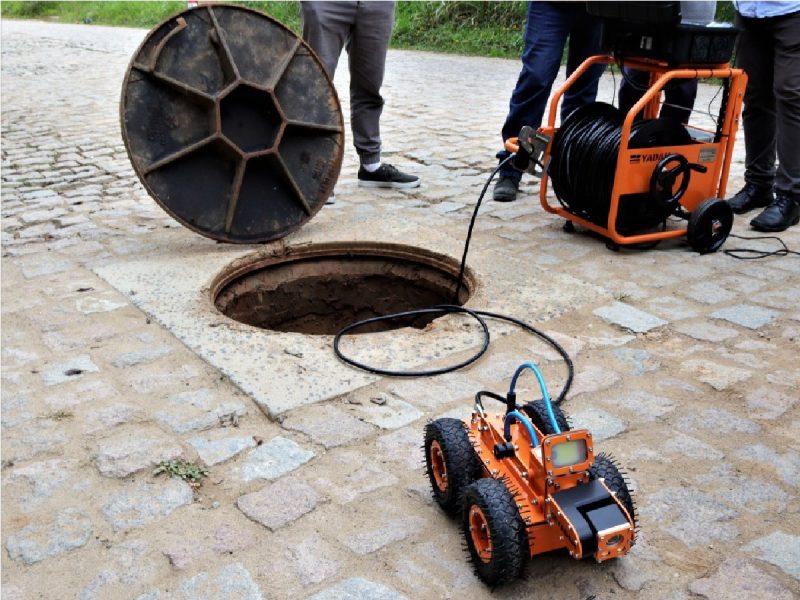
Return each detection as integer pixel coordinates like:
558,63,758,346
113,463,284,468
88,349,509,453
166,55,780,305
750,193,800,232
727,182,774,214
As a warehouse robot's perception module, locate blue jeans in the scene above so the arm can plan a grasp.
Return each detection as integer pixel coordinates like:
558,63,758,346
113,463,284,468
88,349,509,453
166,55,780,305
497,1,605,182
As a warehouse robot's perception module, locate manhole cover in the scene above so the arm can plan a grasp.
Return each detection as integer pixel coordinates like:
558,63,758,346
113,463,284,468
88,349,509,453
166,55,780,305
212,243,476,335
120,4,344,243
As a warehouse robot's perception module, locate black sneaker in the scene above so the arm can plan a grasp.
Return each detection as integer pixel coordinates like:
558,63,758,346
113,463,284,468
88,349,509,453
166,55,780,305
493,176,519,202
358,164,420,189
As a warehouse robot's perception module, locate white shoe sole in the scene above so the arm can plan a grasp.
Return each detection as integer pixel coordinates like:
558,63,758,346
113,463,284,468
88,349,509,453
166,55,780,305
358,179,420,189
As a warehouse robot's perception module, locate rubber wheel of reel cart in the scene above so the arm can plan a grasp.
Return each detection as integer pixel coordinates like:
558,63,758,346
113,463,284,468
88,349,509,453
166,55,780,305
424,418,481,515
522,400,571,435
590,453,636,526
462,478,528,585
687,198,733,254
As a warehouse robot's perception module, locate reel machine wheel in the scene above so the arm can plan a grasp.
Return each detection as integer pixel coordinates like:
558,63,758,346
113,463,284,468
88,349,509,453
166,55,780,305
687,198,733,253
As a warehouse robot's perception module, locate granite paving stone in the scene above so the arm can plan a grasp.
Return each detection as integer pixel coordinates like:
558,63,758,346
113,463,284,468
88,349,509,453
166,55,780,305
5,507,93,565
593,301,668,333
41,354,99,386
711,304,779,330
238,436,315,482
237,478,319,531
281,404,375,449
569,407,626,440
688,557,794,600
745,532,800,581
306,577,407,600
188,434,256,466
102,479,194,530
337,516,426,555
95,431,184,478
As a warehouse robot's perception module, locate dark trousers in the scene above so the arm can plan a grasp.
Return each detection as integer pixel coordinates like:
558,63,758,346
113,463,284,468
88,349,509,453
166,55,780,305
735,10,800,195
497,1,605,181
300,1,395,165
618,68,698,125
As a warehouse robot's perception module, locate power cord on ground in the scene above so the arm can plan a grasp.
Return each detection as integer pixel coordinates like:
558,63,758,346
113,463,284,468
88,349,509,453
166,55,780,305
724,233,800,259
333,156,575,405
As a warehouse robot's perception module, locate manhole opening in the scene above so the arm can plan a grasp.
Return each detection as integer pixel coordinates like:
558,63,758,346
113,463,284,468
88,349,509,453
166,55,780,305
212,243,475,335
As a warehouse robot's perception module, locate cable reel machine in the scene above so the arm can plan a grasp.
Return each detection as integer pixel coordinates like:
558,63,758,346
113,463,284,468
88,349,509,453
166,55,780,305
508,1,746,253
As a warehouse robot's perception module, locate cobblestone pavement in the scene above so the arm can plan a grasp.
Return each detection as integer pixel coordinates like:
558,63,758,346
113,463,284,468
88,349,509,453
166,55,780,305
2,17,799,600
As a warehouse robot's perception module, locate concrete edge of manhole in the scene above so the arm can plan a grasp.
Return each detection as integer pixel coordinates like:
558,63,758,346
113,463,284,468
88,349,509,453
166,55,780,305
208,240,480,310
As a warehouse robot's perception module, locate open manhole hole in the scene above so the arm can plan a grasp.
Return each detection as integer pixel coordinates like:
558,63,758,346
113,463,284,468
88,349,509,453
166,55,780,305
212,242,475,335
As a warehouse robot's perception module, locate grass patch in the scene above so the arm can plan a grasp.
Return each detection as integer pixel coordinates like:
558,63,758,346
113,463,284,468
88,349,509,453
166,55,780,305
0,1,734,60
43,409,74,421
153,458,209,488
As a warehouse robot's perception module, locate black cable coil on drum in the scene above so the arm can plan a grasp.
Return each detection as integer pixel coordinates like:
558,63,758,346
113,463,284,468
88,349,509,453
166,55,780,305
549,102,691,230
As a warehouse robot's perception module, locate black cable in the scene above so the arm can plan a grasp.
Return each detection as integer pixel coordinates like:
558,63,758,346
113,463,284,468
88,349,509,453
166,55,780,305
333,156,575,404
723,233,800,259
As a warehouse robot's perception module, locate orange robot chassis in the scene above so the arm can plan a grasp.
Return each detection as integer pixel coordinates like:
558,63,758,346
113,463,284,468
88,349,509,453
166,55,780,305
424,362,636,585
506,55,748,253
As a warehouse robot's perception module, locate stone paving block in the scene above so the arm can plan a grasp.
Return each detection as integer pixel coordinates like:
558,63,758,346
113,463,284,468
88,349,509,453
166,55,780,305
646,296,699,320
611,347,661,376
376,426,423,471
681,358,752,391
20,257,72,279
189,434,256,466
1,394,33,429
314,458,399,504
689,557,794,599
102,479,194,531
5,507,93,565
136,563,263,600
696,465,788,515
6,458,79,511
568,364,622,397
5,420,69,461
83,403,145,434
41,354,99,386
610,390,675,421
642,487,737,546
338,516,425,555
676,407,759,434
736,445,799,488
711,304,778,330
95,430,183,478
344,395,423,429
593,301,668,333
306,577,407,600
111,346,171,367
75,294,128,314
672,319,739,342
284,535,340,585
281,404,375,449
239,436,315,482
662,432,724,460
156,389,248,434
569,407,625,441
237,477,319,531
745,531,800,581
684,282,737,304
212,524,256,555
745,387,797,420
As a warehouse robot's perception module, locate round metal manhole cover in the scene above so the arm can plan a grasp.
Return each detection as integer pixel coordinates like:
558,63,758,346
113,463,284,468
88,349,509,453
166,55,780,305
120,5,344,243
212,243,476,335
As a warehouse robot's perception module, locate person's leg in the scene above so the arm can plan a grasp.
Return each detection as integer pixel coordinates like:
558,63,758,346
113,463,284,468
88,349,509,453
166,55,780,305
347,0,394,165
618,68,651,118
300,1,355,78
735,14,777,188
660,79,697,124
497,0,572,183
562,7,604,121
750,10,800,230
771,10,800,197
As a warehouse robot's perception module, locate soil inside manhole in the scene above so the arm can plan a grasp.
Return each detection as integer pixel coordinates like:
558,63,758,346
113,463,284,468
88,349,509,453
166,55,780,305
213,247,473,335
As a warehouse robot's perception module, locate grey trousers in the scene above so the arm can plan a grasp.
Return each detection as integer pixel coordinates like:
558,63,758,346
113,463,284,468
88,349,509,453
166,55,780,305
300,1,395,165
735,10,800,195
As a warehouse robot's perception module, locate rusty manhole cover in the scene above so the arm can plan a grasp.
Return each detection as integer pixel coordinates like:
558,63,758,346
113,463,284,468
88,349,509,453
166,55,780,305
212,243,476,335
120,4,344,243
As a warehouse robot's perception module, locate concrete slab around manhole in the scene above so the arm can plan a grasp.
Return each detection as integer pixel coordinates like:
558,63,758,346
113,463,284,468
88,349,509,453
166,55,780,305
94,220,607,417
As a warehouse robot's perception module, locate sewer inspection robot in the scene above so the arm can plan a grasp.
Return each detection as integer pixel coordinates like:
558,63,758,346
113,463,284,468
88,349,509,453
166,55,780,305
424,362,636,585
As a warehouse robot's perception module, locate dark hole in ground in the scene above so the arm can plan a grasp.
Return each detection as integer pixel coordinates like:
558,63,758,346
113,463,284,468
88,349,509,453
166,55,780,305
214,250,473,335
64,368,84,376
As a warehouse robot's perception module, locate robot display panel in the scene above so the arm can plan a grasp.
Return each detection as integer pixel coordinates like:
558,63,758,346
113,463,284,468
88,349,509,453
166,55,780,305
551,439,588,468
